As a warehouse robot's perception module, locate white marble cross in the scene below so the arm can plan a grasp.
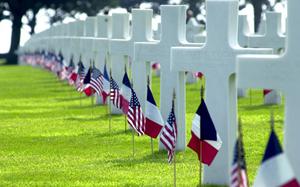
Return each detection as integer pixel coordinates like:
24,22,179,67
134,5,200,151
171,0,272,184
109,13,130,114
248,12,285,50
92,15,112,105
238,0,300,181
110,9,153,111
186,18,202,43
80,17,97,66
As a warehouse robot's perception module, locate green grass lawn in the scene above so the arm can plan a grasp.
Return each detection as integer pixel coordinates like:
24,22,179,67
0,66,283,186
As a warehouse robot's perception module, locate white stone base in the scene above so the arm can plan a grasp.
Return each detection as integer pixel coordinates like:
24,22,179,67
264,90,281,105
237,88,247,98
186,72,197,84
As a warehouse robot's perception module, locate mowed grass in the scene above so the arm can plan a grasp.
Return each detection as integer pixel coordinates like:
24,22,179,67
0,66,284,186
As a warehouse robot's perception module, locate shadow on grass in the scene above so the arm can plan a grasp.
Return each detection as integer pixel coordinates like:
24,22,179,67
241,104,279,111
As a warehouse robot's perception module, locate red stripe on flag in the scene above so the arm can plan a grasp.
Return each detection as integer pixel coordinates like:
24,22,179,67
263,89,272,96
144,118,163,138
281,179,300,187
187,131,219,166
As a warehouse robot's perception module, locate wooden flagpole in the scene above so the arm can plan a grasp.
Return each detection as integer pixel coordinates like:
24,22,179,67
147,75,154,157
199,82,205,187
172,89,177,187
90,60,94,116
109,67,112,133
124,64,127,133
131,78,135,158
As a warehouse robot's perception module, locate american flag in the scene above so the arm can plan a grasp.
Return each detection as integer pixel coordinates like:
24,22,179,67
75,61,85,91
127,88,145,136
231,137,248,187
160,103,177,163
90,67,103,95
110,76,122,109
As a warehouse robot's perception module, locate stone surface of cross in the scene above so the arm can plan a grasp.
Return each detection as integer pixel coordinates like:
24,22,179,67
110,9,153,111
247,12,285,50
171,0,272,184
134,5,200,151
92,15,111,104
238,0,300,181
109,13,130,114
186,18,202,43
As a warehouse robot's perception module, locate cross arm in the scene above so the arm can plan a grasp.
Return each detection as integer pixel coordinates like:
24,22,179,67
110,39,131,56
134,41,160,62
237,54,284,90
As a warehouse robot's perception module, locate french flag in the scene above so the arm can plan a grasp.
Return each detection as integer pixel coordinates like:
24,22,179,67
83,67,94,97
102,64,110,104
187,99,222,166
144,85,164,138
120,71,131,114
253,129,300,187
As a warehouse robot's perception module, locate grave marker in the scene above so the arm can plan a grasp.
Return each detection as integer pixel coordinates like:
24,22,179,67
171,0,272,184
238,0,300,181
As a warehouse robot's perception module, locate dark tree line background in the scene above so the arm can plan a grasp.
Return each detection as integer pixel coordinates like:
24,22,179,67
0,0,278,64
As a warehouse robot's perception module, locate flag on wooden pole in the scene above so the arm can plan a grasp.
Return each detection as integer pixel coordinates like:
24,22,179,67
187,99,222,166
253,114,300,187
144,85,164,138
230,119,248,187
110,76,122,109
127,87,145,136
101,63,110,104
120,71,132,114
160,96,177,163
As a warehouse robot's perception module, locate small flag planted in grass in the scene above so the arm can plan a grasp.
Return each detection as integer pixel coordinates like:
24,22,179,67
187,98,222,166
253,113,300,187
144,85,164,138
110,76,122,109
160,95,177,163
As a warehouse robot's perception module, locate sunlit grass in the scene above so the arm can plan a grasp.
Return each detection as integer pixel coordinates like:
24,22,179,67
0,66,283,186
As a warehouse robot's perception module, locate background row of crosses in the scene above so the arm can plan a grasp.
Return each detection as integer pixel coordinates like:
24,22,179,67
22,0,299,185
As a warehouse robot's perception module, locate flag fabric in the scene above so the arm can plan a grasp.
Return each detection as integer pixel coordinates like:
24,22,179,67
127,88,145,136
187,99,222,166
231,137,248,187
253,129,300,187
120,71,132,114
83,67,93,96
90,67,103,95
144,85,164,138
102,64,110,104
160,103,177,163
75,61,85,91
110,76,122,109
263,89,272,96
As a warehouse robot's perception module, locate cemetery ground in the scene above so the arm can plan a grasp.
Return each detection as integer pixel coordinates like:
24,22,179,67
0,65,284,186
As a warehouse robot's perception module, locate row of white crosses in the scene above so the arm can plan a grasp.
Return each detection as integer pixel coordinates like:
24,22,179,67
20,0,300,184
238,0,300,181
239,11,286,104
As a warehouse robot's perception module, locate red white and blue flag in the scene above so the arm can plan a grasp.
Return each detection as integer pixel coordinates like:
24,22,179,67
127,88,145,136
90,67,103,96
144,85,164,138
231,137,248,187
253,128,300,187
187,99,222,166
120,71,132,114
160,103,177,163
75,61,85,92
102,64,110,104
83,67,94,96
110,76,122,109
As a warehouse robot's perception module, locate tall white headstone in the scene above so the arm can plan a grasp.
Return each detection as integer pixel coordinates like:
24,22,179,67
238,0,300,181
110,9,153,110
109,13,130,114
171,0,272,184
93,15,112,105
135,5,200,151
